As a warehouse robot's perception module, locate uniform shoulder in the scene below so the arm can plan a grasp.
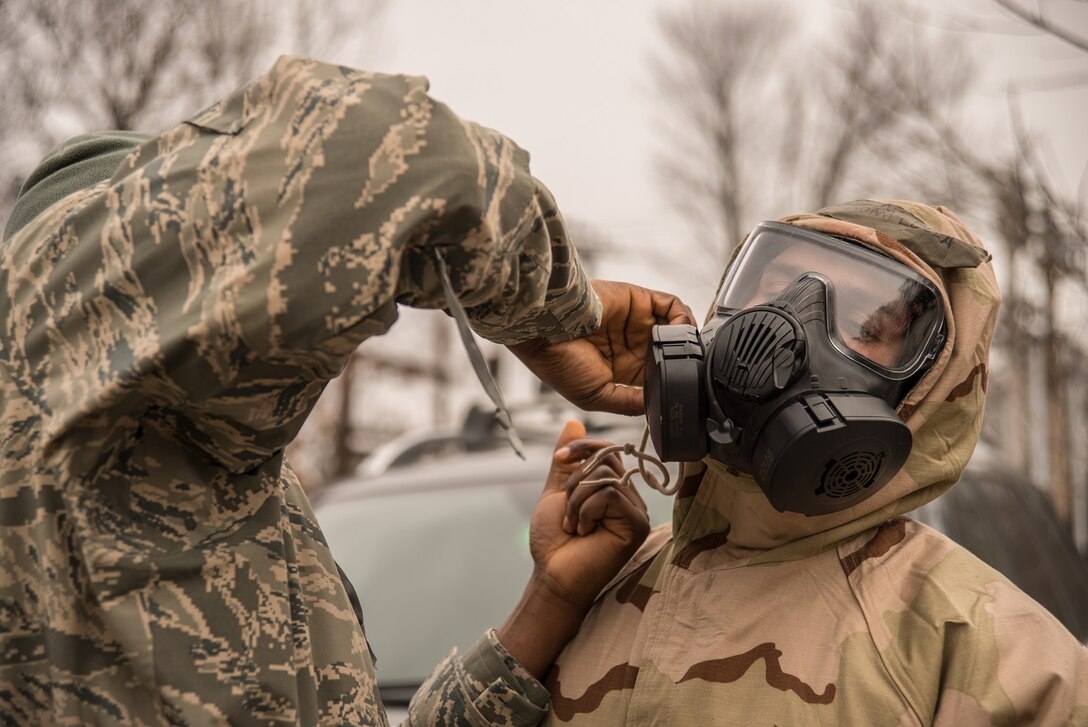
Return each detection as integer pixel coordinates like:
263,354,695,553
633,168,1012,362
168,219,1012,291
838,516,1026,616
839,517,1087,725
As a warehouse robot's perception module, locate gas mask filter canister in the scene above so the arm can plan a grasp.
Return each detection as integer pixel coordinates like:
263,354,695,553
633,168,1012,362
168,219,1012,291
645,222,946,516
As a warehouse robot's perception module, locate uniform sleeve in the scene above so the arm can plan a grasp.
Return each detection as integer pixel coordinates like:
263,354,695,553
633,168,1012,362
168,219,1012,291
399,630,550,727
175,58,600,356
15,58,599,475
167,60,601,470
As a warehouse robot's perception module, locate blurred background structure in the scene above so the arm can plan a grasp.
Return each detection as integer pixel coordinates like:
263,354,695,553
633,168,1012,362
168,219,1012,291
2,0,1086,558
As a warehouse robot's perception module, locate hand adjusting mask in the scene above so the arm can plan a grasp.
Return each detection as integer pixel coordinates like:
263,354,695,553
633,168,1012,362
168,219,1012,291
645,222,946,515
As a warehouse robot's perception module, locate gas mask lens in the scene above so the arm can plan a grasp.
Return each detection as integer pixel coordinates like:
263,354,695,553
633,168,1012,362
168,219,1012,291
715,222,944,378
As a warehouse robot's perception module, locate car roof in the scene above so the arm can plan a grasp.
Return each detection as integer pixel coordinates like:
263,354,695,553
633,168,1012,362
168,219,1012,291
318,442,557,504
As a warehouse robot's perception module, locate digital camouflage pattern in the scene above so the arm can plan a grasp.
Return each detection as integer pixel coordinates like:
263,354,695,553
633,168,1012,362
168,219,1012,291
543,201,1088,726
0,55,601,725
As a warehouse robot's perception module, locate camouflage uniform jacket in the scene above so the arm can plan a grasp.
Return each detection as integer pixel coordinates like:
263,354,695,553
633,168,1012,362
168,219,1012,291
543,201,1088,726
0,56,600,725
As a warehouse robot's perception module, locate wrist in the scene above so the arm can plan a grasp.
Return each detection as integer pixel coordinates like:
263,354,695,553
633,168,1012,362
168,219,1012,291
507,335,549,361
495,570,593,680
527,566,601,615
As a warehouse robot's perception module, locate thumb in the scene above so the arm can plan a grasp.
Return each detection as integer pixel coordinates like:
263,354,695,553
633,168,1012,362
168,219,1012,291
544,420,588,494
650,290,696,326
588,384,645,417
554,419,587,452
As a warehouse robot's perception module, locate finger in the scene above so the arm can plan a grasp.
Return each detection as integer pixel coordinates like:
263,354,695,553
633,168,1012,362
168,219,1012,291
614,474,649,515
650,290,696,326
564,460,652,535
556,437,621,465
575,487,651,540
581,383,644,416
565,471,647,534
564,464,618,523
563,463,618,534
548,436,618,494
575,486,623,536
565,451,623,500
604,450,624,476
543,421,587,496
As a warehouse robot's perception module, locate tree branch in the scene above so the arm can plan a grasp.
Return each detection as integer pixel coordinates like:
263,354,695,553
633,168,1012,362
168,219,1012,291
992,0,1088,53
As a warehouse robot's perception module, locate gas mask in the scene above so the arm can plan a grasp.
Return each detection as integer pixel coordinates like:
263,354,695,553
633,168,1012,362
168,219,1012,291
645,222,946,515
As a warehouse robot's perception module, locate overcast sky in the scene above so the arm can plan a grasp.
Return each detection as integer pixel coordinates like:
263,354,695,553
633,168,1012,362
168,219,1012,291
354,0,1087,312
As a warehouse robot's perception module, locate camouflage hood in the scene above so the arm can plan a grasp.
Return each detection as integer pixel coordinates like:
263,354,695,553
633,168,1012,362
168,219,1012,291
671,199,1001,563
2,131,153,241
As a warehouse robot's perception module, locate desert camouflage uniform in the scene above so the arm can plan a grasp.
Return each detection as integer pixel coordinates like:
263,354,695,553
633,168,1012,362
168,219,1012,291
544,201,1088,726
0,55,599,725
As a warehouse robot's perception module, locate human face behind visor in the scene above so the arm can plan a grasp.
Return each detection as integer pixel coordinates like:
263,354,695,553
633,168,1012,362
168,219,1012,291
714,222,945,381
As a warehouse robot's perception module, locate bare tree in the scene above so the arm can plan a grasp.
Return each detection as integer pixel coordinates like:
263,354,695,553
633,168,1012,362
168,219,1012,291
991,101,1087,528
806,3,976,209
650,0,977,268
0,0,386,224
888,64,1088,534
961,1,1088,532
992,0,1088,54
650,2,792,261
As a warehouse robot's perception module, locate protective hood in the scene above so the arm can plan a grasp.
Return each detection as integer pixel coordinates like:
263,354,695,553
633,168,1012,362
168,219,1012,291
3,131,152,241
671,199,1000,564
